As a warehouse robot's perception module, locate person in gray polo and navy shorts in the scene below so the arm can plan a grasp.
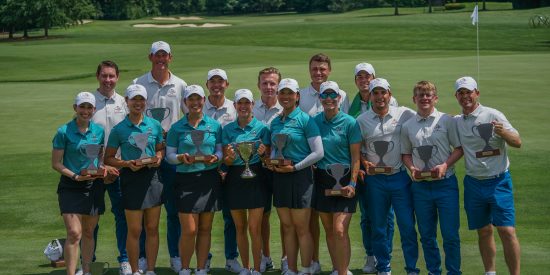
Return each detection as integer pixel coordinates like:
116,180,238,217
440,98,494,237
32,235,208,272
454,76,522,275
52,92,105,275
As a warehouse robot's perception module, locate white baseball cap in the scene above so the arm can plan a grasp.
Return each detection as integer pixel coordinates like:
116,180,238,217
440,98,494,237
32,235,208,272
234,89,254,102
126,84,148,100
320,81,340,95
184,85,206,99
150,41,171,55
278,78,299,93
368,78,391,93
354,62,375,76
207,68,228,81
454,76,477,92
74,92,96,107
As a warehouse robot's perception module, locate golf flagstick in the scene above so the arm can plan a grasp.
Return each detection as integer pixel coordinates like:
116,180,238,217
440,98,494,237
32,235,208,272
471,2,480,85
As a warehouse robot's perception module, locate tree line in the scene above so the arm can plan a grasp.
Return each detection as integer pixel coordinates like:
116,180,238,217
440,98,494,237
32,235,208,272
0,0,528,39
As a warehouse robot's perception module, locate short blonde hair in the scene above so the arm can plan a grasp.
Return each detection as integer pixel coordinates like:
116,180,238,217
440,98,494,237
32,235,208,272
413,80,437,96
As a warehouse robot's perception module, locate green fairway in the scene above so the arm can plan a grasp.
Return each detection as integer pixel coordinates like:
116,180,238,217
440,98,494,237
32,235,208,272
1,3,549,274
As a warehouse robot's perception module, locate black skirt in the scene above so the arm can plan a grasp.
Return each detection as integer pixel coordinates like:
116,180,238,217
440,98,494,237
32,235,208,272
313,168,357,213
225,163,266,210
263,167,274,213
273,166,314,209
175,168,222,213
57,176,105,216
120,167,164,210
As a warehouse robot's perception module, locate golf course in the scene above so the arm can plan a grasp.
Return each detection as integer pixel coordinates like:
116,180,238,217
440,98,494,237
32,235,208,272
1,2,549,274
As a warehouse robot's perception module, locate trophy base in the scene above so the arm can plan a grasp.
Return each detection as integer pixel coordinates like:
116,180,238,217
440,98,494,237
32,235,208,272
136,156,159,166
241,172,256,179
51,260,65,268
368,166,393,174
81,168,105,177
476,149,501,158
188,155,213,163
414,171,439,180
268,158,292,166
325,189,346,197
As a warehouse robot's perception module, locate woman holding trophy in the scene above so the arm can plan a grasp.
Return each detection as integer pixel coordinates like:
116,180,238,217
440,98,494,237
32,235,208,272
221,89,271,275
165,85,223,275
104,84,164,275
51,91,106,275
268,78,324,275
312,81,361,275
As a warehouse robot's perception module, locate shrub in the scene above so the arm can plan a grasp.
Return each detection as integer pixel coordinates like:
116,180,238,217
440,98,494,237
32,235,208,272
445,3,466,10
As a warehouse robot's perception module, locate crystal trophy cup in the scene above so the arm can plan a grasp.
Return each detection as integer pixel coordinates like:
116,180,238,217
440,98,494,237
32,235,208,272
235,141,258,179
368,140,394,174
129,132,158,165
268,133,292,166
188,130,213,162
146,107,171,137
80,144,105,176
324,163,351,196
472,123,501,158
412,145,439,179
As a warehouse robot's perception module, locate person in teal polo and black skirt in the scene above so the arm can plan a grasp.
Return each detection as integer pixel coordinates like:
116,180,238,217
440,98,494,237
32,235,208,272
51,91,106,275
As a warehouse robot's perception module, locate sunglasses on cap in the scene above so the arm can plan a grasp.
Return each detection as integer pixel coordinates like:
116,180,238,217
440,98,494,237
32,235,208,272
319,92,339,99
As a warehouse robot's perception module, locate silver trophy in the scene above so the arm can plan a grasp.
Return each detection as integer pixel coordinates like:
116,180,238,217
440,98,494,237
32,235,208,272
188,130,213,162
235,141,257,178
146,107,171,123
129,132,158,165
79,144,104,176
325,163,350,196
269,133,291,166
472,123,501,158
368,140,394,174
412,145,439,179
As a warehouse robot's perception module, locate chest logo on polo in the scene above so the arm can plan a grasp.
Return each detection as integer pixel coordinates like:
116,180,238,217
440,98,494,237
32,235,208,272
285,119,298,127
167,88,177,97
114,106,124,113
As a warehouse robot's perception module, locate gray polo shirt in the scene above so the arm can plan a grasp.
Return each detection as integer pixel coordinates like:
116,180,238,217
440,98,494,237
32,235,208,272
252,98,282,126
299,84,350,116
133,72,187,131
357,106,415,172
92,90,128,145
401,109,461,178
455,104,517,177
204,97,236,128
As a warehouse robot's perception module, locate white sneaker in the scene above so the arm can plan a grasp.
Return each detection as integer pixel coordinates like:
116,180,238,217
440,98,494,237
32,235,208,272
282,270,297,275
310,261,321,274
251,268,262,275
195,268,208,275
329,270,352,275
138,257,147,272
226,258,243,273
377,272,391,275
76,268,84,275
362,256,377,274
280,257,289,273
171,257,182,273
120,261,132,275
145,271,156,275
205,257,211,272
238,268,251,275
179,268,192,275
260,255,274,272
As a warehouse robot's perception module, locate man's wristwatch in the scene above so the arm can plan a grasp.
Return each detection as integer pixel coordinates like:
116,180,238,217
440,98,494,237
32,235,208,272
71,174,78,181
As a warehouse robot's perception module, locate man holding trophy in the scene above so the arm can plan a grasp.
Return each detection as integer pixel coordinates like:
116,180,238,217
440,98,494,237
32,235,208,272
222,89,271,275
454,76,522,275
104,84,165,275
356,78,419,275
312,81,361,275
401,81,463,275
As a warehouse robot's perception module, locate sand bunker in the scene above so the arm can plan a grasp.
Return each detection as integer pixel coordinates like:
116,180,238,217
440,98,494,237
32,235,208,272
133,23,230,28
153,16,203,21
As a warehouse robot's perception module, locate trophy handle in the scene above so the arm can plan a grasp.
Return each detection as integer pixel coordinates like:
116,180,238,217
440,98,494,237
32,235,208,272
387,141,395,152
79,144,88,156
128,135,135,146
163,108,171,120
432,145,439,155
412,147,419,159
472,125,480,137
368,142,375,152
145,109,152,117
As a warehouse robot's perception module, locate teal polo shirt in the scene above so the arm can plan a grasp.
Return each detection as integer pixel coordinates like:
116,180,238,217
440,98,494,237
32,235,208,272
222,117,271,166
166,114,222,173
52,119,105,174
269,107,320,163
314,111,362,170
107,116,163,161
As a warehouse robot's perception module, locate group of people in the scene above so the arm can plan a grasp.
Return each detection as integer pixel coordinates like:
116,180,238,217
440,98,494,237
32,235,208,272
51,41,522,275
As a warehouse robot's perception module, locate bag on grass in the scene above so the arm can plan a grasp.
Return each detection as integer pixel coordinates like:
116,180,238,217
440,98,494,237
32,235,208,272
43,238,66,261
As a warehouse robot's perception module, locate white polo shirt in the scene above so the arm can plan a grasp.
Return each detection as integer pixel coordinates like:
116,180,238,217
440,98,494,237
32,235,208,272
133,72,187,131
299,84,350,116
455,104,517,177
401,108,461,178
92,90,128,145
357,106,415,172
252,98,282,126
204,97,236,128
